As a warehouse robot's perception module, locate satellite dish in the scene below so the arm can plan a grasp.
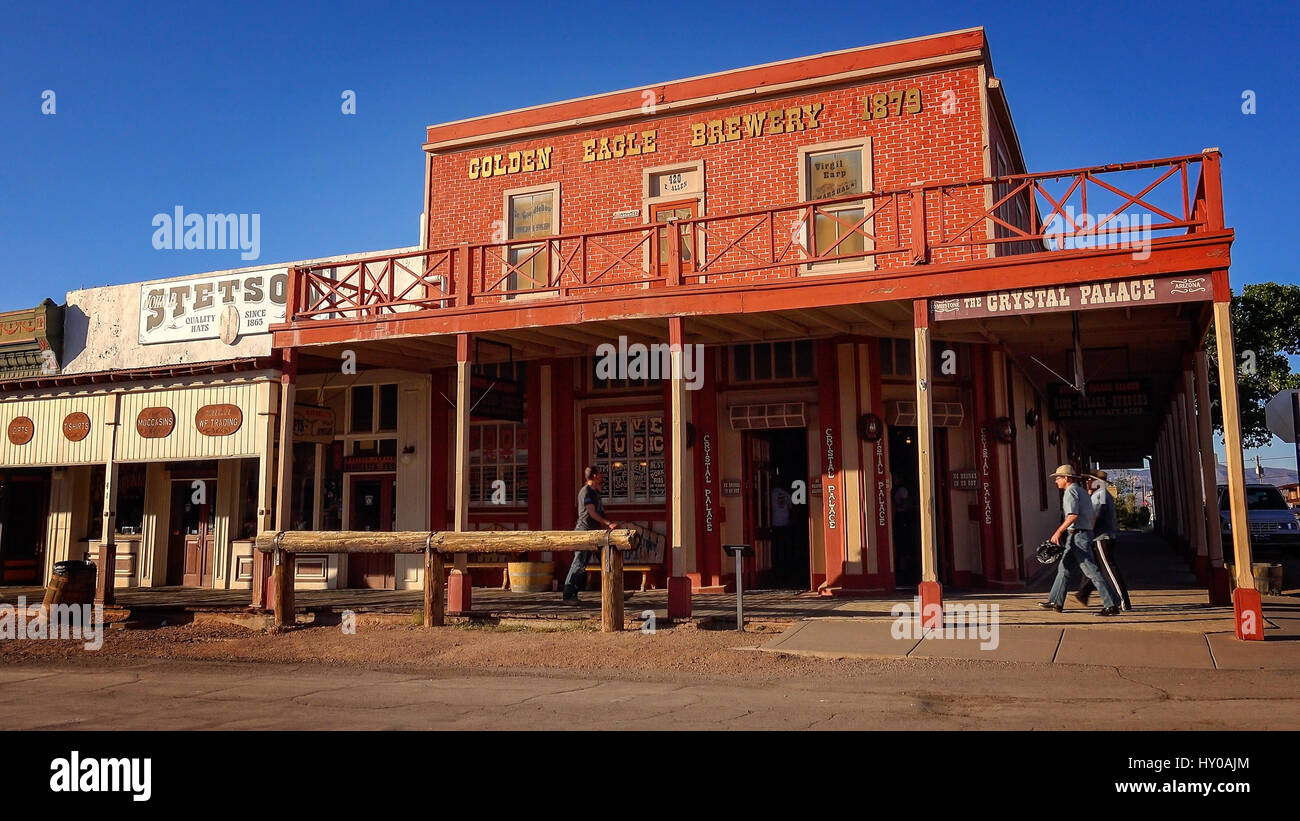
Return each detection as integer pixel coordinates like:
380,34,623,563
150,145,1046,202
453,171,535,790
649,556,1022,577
218,305,241,345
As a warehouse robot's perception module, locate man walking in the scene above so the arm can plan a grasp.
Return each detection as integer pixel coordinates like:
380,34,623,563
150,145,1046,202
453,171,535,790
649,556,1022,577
561,466,617,605
1076,469,1132,610
1039,464,1122,616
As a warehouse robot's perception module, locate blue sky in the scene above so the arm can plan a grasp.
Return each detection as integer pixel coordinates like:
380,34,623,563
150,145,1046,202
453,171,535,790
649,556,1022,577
1,0,1297,466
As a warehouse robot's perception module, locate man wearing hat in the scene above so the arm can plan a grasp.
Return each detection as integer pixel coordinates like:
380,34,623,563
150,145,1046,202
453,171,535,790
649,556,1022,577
1076,469,1131,610
1039,464,1122,615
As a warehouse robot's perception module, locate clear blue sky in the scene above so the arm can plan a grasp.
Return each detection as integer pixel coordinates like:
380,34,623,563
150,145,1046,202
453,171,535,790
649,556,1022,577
1,0,1297,465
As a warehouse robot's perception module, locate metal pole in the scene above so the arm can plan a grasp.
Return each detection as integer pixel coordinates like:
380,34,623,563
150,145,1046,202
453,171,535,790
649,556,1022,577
734,549,744,632
1292,391,1300,490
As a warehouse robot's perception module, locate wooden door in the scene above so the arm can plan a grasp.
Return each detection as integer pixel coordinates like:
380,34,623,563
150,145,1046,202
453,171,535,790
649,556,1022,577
170,480,215,587
741,433,774,588
651,200,697,274
347,474,396,588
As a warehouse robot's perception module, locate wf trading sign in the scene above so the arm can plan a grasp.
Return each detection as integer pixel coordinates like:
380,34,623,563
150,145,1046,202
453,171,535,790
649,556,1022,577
139,270,288,345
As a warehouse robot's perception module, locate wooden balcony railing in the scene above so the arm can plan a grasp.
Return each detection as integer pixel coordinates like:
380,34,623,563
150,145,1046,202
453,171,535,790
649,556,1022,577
287,151,1224,323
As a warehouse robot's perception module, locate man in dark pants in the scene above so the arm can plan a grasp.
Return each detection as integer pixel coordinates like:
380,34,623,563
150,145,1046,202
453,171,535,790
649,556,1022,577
1076,469,1132,610
561,466,617,605
1038,464,1121,616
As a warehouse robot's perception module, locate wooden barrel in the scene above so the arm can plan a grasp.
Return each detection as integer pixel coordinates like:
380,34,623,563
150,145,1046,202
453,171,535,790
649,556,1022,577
507,561,554,593
41,560,97,609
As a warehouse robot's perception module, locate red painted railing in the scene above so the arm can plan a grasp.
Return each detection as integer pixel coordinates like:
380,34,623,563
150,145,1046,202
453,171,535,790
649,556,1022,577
289,151,1223,322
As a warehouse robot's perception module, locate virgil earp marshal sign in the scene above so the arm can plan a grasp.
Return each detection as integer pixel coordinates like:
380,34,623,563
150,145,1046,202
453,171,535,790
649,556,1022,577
928,274,1209,322
140,269,288,345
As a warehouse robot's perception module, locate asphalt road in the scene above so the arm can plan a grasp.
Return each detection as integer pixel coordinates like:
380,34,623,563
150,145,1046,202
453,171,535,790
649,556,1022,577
3,657,1298,730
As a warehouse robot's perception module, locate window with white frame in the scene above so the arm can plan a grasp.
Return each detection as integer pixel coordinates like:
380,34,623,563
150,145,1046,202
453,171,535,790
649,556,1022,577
799,139,872,263
505,185,558,293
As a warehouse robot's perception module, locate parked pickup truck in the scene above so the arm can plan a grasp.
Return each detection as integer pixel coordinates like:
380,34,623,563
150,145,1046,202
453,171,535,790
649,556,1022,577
1218,483,1300,551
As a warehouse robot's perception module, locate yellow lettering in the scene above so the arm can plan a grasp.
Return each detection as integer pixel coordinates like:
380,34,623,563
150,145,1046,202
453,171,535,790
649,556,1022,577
724,115,741,141
492,154,505,176
522,151,536,172
582,139,596,163
612,135,626,158
627,132,641,156
743,112,765,138
468,158,480,180
507,151,521,174
536,146,552,171
802,103,824,129
1143,279,1155,300
785,108,804,131
691,122,707,147
642,130,656,154
596,137,611,161
766,109,785,134
480,155,494,178
706,119,724,144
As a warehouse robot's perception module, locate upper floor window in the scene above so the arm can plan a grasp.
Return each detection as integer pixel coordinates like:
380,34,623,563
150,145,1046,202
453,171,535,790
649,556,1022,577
505,184,558,293
799,139,872,263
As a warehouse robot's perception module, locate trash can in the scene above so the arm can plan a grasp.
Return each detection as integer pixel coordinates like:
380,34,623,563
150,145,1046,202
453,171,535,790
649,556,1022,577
41,560,97,609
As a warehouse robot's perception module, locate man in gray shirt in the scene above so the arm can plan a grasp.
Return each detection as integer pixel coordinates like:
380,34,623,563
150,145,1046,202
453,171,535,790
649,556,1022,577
1076,469,1131,610
1039,464,1121,615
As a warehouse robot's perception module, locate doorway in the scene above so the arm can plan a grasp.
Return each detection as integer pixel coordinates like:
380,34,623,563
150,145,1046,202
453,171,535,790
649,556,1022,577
0,471,49,585
167,479,216,587
743,428,810,589
888,425,952,588
347,473,396,589
651,199,697,274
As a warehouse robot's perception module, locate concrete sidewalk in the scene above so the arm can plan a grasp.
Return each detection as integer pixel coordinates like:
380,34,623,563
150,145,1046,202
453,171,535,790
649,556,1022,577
757,595,1300,670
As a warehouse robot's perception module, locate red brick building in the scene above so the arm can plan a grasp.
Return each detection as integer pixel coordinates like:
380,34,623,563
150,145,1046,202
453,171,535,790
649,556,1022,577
267,28,1261,629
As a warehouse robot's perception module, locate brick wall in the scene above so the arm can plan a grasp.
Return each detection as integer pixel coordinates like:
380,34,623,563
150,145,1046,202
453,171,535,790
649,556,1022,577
426,63,990,296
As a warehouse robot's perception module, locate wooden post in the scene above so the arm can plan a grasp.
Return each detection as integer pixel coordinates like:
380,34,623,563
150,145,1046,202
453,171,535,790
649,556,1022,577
95,394,123,606
1178,371,1208,580
913,300,942,625
1212,294,1263,639
423,542,444,627
272,350,297,628
449,333,472,614
1195,349,1229,604
600,533,624,632
253,381,278,610
666,317,692,619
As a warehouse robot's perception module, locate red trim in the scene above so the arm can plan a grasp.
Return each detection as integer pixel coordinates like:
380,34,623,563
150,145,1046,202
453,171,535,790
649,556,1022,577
693,349,720,587
972,348,998,584
1212,268,1231,303
867,337,894,590
526,362,543,533
816,340,845,588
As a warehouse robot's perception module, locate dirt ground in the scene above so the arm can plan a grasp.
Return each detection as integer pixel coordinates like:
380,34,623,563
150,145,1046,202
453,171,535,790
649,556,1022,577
0,617,983,683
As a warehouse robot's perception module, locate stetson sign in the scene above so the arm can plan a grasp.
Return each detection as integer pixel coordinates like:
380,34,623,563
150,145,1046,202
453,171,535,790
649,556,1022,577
195,404,243,437
928,274,1210,322
139,269,288,345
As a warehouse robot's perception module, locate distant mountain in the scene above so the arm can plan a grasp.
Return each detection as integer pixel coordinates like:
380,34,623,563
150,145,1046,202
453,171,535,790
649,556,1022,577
1105,461,1297,488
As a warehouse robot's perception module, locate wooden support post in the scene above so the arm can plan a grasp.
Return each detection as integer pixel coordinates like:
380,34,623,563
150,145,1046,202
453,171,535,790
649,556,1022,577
913,300,942,625
1213,295,1263,640
95,394,123,606
273,350,297,628
253,381,278,610
666,317,692,619
1195,349,1230,604
423,543,444,627
1179,372,1208,581
600,534,624,632
450,333,472,614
